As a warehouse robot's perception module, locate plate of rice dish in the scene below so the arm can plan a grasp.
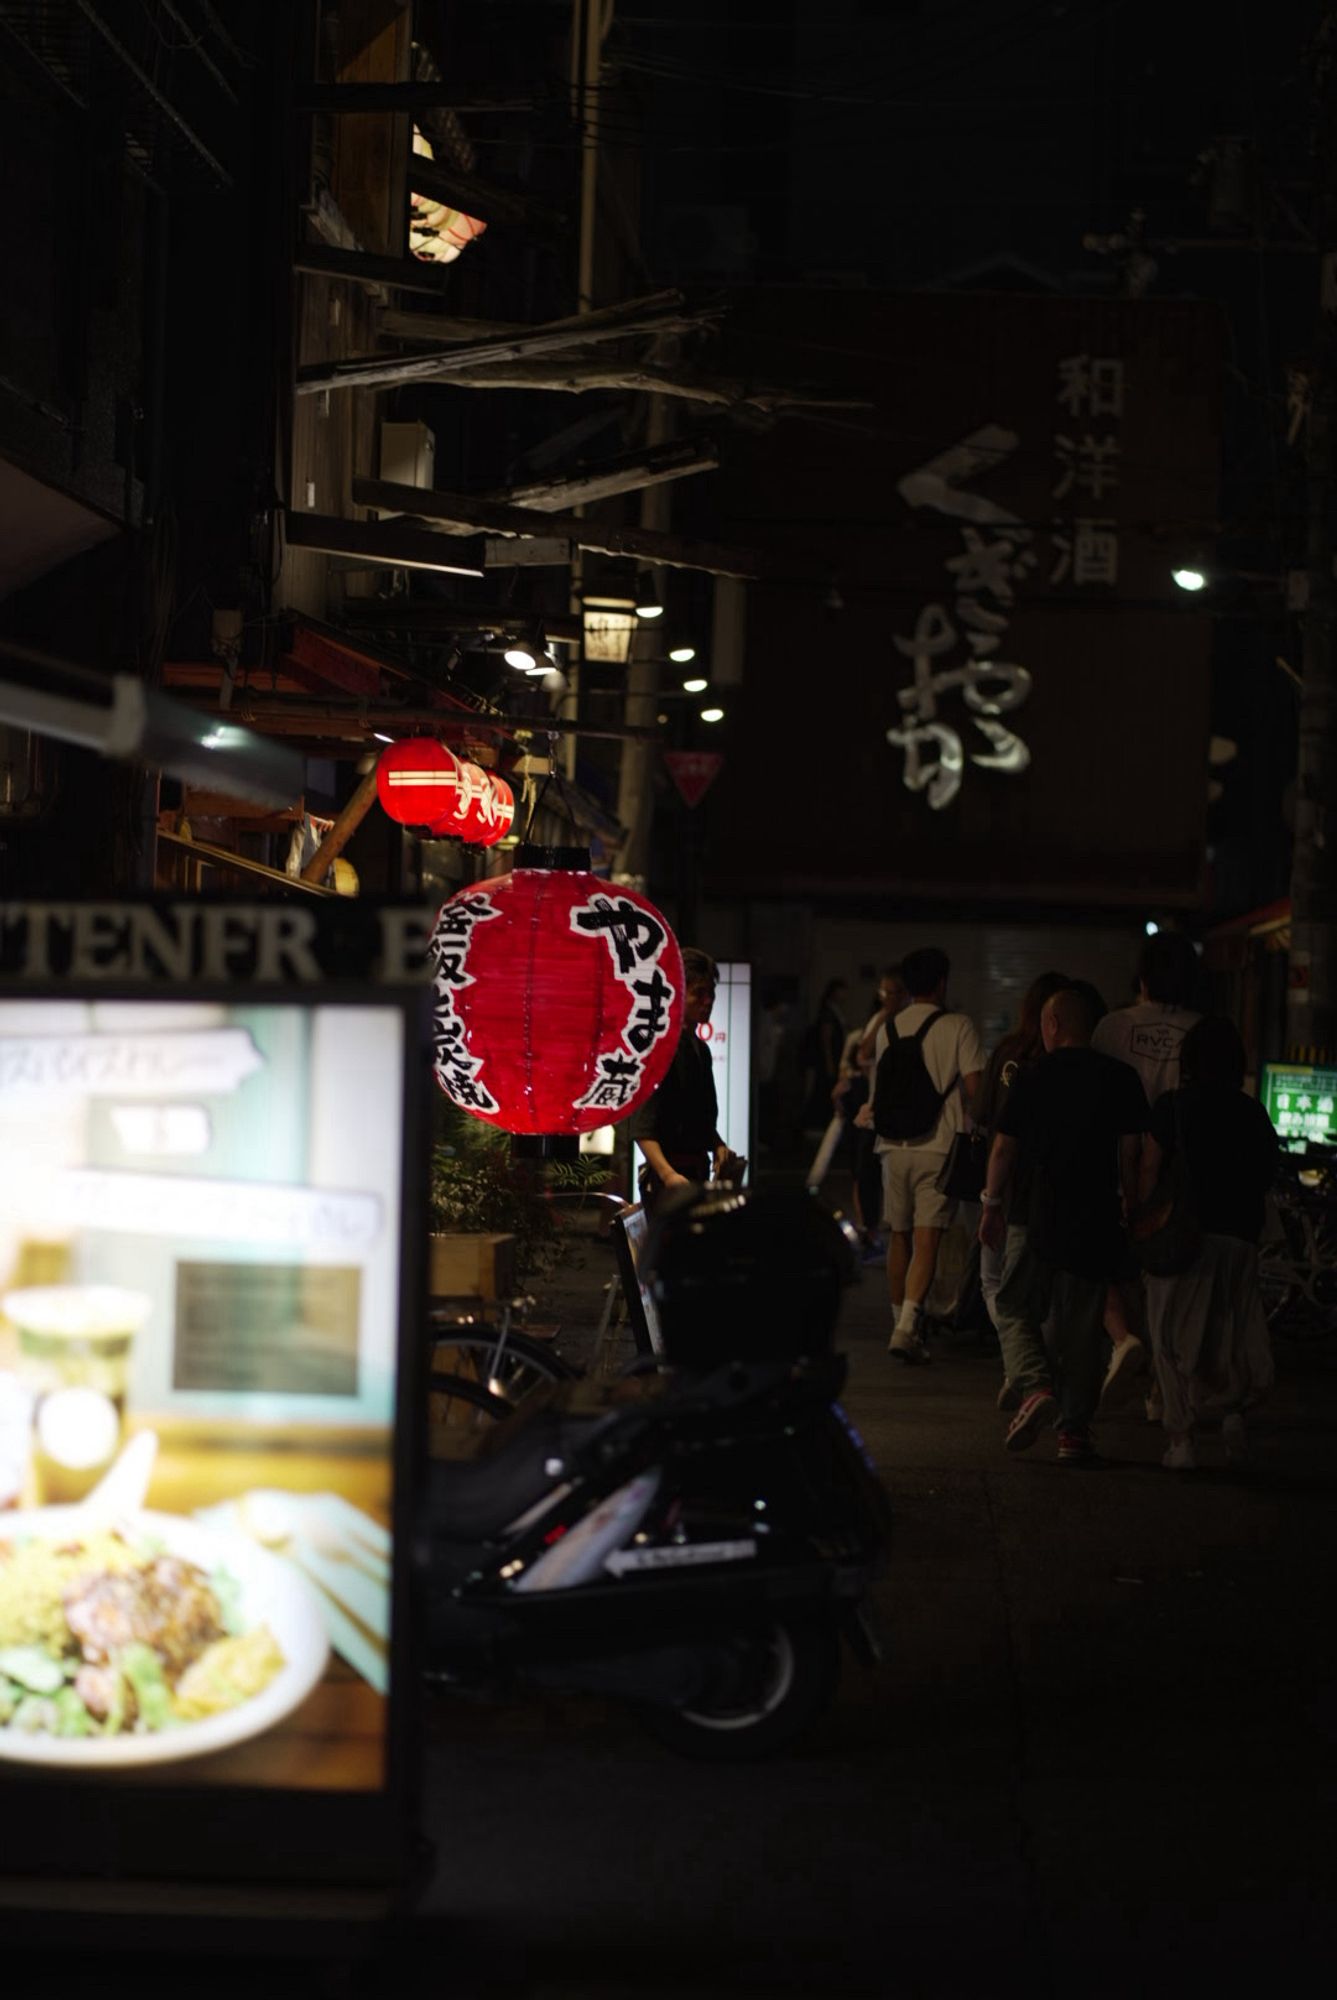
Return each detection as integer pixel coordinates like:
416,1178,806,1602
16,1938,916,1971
0,1508,330,1767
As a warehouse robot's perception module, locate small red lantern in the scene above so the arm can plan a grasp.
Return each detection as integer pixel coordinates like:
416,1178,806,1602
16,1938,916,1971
466,774,515,848
430,846,684,1151
421,756,481,841
376,738,462,826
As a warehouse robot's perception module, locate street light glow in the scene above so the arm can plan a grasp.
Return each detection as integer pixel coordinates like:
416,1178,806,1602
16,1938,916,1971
682,676,708,693
1172,567,1208,593
700,706,725,723
669,645,696,663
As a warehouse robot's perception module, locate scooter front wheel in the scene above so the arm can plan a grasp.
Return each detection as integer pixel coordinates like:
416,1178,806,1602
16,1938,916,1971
637,1618,840,1762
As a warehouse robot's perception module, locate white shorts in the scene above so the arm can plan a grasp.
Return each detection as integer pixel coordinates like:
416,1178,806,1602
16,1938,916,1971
881,1147,958,1232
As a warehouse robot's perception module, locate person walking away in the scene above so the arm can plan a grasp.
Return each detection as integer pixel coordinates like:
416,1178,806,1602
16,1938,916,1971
1136,1016,1277,1470
633,950,740,1211
856,948,983,1365
972,970,1071,1407
800,979,848,1136
1092,931,1202,1414
980,986,1148,1466
845,968,908,1259
807,1001,879,1232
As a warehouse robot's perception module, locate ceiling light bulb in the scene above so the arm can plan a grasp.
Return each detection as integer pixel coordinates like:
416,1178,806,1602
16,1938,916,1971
700,706,724,724
682,676,708,693
504,642,539,671
373,732,394,744
1172,567,1207,593
635,569,664,619
669,645,696,664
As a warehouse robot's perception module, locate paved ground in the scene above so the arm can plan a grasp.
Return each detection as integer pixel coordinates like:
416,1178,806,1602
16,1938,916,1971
14,1197,1337,1996
417,1210,1337,1997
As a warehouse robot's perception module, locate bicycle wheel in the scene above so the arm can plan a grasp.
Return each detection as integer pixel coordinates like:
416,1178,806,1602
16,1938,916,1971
426,1370,512,1451
428,1327,577,1408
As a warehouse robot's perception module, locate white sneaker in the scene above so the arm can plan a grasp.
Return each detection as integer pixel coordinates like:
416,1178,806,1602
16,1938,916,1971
1162,1438,1196,1471
888,1329,930,1366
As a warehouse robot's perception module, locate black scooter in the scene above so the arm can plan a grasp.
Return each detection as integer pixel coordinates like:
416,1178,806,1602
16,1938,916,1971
421,1187,891,1760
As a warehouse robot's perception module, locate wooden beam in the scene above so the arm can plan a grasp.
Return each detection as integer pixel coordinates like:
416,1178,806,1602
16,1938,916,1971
387,358,874,417
157,827,335,895
189,698,664,744
376,287,688,346
351,477,762,580
298,293,708,395
283,511,486,574
376,308,522,342
500,438,719,512
300,769,380,883
297,83,536,113
333,606,586,640
293,244,449,295
407,150,564,231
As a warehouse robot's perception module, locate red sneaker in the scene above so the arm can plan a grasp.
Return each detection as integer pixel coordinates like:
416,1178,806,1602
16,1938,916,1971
1005,1389,1056,1452
1056,1428,1101,1467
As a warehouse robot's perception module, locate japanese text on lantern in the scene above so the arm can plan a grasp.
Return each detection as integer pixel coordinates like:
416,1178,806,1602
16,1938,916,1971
570,894,677,1111
430,893,503,1112
888,426,1035,812
1049,353,1124,589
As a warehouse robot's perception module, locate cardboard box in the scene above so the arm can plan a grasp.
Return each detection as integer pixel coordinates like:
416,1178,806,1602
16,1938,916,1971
428,1232,517,1301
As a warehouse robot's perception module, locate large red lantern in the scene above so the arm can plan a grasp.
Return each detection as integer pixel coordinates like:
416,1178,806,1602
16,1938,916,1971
430,846,684,1151
376,738,462,826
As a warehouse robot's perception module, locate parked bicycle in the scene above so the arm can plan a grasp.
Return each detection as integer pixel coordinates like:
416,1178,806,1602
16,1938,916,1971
1259,1143,1337,1339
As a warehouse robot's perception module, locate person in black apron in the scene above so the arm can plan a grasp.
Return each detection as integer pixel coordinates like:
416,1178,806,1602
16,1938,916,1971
632,949,741,1211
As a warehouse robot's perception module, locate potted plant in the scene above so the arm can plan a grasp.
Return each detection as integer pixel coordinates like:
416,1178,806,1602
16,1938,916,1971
427,1105,612,1297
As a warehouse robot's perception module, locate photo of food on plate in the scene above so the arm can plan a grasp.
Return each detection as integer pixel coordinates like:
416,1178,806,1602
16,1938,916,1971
0,998,406,1787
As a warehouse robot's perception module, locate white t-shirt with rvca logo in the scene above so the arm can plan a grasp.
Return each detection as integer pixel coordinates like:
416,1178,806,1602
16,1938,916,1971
1090,1002,1199,1109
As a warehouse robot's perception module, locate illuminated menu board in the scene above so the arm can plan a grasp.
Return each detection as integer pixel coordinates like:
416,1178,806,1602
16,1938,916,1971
1261,1062,1337,1150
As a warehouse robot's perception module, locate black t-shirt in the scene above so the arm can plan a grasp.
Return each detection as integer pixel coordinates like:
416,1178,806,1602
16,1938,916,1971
977,1037,1041,1225
999,1047,1149,1279
1149,1084,1279,1243
631,1027,721,1159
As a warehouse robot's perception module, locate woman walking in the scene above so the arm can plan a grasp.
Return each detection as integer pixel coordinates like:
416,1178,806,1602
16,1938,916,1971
1137,1016,1278,1470
975,971,1070,1405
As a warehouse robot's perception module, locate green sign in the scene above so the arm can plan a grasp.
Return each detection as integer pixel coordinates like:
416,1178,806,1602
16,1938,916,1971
1261,1062,1337,1149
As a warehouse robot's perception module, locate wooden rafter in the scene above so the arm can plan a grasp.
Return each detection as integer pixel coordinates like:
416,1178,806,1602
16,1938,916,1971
350,476,764,580
497,436,719,512
299,290,714,395
385,357,872,418
406,148,563,232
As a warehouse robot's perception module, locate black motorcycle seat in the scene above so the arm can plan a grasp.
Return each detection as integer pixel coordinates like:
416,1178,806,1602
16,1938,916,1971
427,1401,608,1543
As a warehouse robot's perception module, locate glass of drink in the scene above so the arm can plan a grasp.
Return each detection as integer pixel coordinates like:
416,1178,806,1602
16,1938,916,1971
2,1284,151,1502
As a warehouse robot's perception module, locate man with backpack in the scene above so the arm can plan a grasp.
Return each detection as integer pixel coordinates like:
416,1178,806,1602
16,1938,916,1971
855,947,983,1364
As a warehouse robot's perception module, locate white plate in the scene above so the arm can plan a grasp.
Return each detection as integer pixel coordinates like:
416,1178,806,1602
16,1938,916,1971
0,1507,331,1769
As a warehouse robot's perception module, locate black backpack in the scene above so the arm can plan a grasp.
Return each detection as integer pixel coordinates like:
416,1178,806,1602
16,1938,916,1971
873,1010,949,1142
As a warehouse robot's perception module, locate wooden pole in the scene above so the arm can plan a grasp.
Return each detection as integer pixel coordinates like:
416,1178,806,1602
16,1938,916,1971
299,768,379,883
